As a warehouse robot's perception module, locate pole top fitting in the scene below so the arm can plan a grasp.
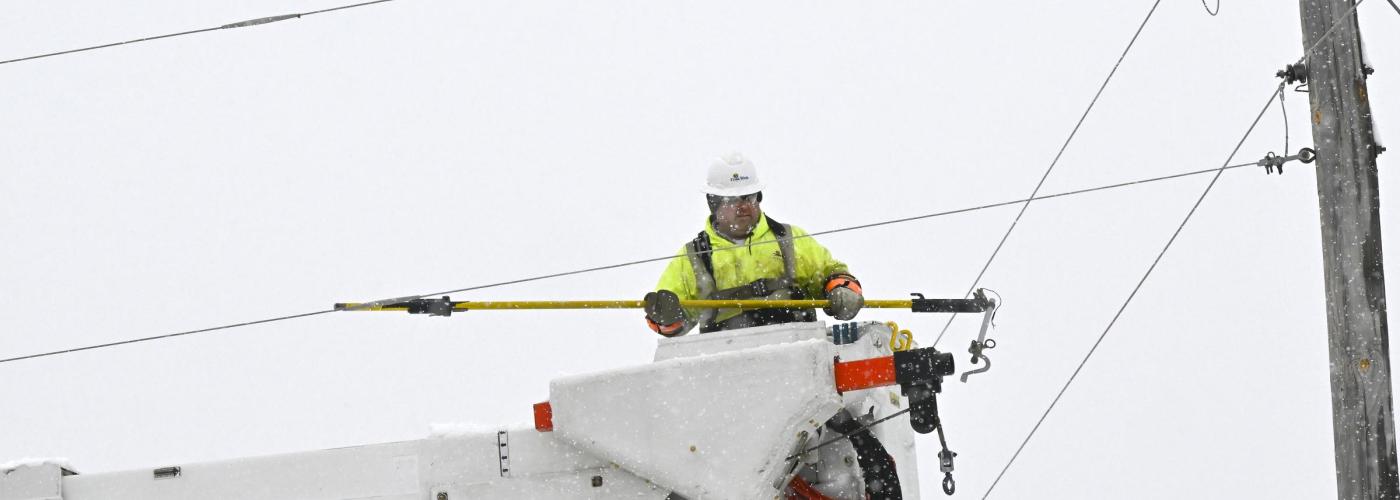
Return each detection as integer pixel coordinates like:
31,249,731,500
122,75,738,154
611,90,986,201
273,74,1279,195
1298,147,1317,164
1277,63,1308,85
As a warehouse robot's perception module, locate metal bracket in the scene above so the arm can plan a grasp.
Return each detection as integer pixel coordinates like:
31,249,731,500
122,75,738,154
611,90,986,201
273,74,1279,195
892,347,955,434
405,296,456,316
1277,62,1308,85
497,430,511,478
909,292,993,313
960,289,999,383
1257,147,1316,175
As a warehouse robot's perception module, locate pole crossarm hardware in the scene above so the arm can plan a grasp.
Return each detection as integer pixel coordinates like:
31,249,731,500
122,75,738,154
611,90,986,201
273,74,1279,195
1256,147,1318,174
334,293,996,316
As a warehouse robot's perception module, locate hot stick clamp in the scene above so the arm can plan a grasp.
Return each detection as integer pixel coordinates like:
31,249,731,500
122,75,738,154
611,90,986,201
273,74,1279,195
405,296,454,316
910,289,1001,383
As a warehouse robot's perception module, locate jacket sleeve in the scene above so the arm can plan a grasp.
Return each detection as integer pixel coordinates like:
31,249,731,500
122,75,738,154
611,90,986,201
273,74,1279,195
788,225,852,298
655,246,702,320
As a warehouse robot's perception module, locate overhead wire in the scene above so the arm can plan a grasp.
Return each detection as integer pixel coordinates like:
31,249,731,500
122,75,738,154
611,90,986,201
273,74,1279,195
0,310,338,364
931,0,1164,348
1280,86,1291,155
981,85,1283,500
0,160,1269,366
982,2,1369,497
785,407,913,461
1299,0,1369,67
412,160,1265,300
1202,0,1221,16
0,2,1379,495
0,0,397,67
1,0,1358,370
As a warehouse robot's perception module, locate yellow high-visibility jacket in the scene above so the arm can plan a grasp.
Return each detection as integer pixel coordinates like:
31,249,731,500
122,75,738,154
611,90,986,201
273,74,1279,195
654,214,850,324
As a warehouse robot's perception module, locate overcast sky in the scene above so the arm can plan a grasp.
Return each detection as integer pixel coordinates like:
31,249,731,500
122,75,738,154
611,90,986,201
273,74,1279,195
3,1,1398,498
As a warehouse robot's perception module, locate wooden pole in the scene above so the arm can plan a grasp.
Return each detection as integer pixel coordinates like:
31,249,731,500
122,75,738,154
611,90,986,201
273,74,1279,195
1297,1,1397,497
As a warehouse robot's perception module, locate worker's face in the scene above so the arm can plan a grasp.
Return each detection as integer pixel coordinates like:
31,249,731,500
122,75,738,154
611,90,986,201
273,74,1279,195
713,193,761,238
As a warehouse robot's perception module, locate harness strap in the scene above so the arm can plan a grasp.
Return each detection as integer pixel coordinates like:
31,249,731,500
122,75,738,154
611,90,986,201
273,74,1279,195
769,216,798,282
686,231,718,331
689,215,810,333
827,409,903,500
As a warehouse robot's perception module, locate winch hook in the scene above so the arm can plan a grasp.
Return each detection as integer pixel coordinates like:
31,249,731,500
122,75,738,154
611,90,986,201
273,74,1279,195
936,424,957,496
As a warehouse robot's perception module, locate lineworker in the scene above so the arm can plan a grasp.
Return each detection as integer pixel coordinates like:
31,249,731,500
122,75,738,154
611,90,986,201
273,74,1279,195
643,153,864,336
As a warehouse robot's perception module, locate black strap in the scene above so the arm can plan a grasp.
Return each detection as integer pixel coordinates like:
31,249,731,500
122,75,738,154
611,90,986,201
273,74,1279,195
690,231,713,278
693,214,813,333
765,214,789,238
695,214,785,277
827,415,903,499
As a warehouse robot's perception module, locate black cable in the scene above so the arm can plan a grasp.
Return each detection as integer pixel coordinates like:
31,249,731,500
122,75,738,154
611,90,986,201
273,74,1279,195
1280,87,1290,155
1388,0,1400,17
0,161,1269,366
1300,0,1367,66
932,0,1164,348
785,407,913,461
0,310,337,364
1202,0,1221,16
0,0,397,66
302,0,396,16
980,6,1372,496
417,160,1261,299
980,83,1286,499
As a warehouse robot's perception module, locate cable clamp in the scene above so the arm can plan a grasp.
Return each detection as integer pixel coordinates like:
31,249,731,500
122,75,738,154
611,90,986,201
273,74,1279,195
406,296,456,316
220,13,302,30
1257,147,1316,175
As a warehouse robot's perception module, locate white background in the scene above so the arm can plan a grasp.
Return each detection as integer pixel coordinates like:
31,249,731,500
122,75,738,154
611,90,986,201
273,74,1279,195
2,1,1398,498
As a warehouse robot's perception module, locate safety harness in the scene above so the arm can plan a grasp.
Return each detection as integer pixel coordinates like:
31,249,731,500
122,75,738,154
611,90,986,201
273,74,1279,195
685,215,816,333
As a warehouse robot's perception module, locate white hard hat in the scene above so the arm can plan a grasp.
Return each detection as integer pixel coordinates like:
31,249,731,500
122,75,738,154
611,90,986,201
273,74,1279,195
702,153,765,196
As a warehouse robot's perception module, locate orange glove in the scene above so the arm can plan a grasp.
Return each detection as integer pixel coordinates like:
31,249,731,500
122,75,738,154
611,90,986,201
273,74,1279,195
824,273,864,320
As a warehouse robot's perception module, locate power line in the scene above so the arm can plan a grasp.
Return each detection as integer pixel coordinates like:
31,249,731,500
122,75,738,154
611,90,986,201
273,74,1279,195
408,160,1265,299
1202,0,1221,16
932,0,1163,348
0,0,396,67
1299,0,1368,66
0,161,1270,366
0,310,338,364
981,4,1372,496
980,82,1287,500
785,407,913,461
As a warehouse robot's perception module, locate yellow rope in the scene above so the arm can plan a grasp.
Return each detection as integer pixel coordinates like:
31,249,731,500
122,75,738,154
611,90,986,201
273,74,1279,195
885,321,915,352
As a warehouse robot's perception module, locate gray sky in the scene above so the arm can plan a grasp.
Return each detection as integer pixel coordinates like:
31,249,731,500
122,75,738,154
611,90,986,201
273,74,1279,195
2,1,1398,498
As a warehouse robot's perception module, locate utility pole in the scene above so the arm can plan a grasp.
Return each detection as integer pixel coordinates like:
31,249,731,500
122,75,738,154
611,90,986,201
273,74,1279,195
1297,1,1397,498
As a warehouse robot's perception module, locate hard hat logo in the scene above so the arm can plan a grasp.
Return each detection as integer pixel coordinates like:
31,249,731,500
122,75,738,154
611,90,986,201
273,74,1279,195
703,153,764,196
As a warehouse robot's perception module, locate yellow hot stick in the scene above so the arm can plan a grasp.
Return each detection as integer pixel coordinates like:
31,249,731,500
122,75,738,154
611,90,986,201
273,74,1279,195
336,299,915,312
